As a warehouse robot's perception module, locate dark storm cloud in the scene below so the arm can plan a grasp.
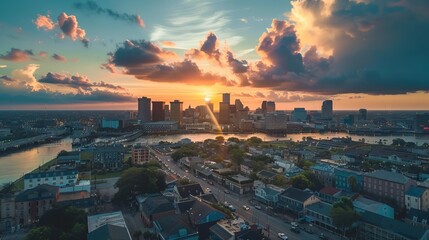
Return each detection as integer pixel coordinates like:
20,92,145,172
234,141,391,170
0,48,34,62
0,75,14,81
74,1,144,28
108,40,176,67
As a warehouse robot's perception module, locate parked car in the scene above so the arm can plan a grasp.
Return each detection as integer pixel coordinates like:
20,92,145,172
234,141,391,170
291,226,300,233
208,181,214,185
224,189,230,194
254,205,262,210
228,205,236,212
277,233,288,240
242,205,250,210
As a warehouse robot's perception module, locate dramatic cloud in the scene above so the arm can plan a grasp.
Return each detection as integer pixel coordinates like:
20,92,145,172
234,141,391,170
186,32,248,73
0,75,14,82
0,65,132,106
74,1,145,28
0,48,34,62
52,54,66,61
161,41,176,47
34,12,89,47
34,14,55,31
109,40,176,67
39,72,125,91
106,39,233,86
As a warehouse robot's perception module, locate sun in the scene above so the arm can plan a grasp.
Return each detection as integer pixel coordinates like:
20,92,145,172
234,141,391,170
204,96,211,102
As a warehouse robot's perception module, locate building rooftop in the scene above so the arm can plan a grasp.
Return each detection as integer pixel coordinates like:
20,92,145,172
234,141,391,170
15,184,58,202
137,193,175,216
280,187,315,203
406,186,427,198
24,169,77,179
310,163,335,173
359,212,428,240
228,174,253,183
87,211,129,233
257,170,277,179
58,190,90,202
319,186,341,196
154,214,197,239
365,170,410,184
353,196,393,215
88,224,131,240
176,182,204,199
307,202,333,217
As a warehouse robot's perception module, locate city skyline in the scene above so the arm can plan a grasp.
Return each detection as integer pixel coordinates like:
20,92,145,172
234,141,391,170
1,0,429,110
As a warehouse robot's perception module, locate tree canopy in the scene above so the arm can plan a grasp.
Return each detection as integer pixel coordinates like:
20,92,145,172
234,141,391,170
331,197,359,233
112,166,166,204
24,206,87,240
290,171,323,191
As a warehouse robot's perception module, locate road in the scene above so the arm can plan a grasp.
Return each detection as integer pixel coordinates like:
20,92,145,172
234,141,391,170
153,150,339,240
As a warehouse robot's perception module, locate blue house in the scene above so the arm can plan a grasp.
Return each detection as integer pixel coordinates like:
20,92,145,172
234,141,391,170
334,168,363,192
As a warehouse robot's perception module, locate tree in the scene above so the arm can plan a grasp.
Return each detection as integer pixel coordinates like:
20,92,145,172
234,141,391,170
25,227,53,240
331,197,359,237
171,143,199,161
134,230,142,240
347,176,358,192
227,137,240,143
391,138,406,147
290,174,311,190
272,175,288,187
246,136,263,146
215,136,225,143
113,167,166,204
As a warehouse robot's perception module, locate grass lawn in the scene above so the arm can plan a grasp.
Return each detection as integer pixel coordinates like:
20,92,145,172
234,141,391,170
94,170,124,179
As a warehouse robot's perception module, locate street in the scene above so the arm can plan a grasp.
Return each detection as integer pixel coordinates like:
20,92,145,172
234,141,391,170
154,151,341,240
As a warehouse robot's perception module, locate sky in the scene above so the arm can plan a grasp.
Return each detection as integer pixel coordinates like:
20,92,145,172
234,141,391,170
0,0,429,111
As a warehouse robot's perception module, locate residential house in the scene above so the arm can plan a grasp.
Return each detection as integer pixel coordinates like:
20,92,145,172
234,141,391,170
353,196,394,219
331,154,355,163
225,175,254,194
24,169,78,191
310,163,335,187
306,202,337,232
275,160,303,178
174,183,204,203
357,212,429,240
15,184,59,225
368,148,421,165
56,150,81,165
179,157,204,170
405,208,429,229
254,184,285,207
212,168,234,185
209,219,265,240
363,170,416,209
335,168,363,192
317,186,342,203
154,214,199,240
278,187,320,218
240,160,253,176
0,194,16,233
87,211,131,240
136,193,176,227
406,186,429,211
256,170,278,183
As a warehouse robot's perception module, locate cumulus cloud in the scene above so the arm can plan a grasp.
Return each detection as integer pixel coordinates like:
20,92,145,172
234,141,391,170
0,48,34,62
34,14,55,31
38,72,125,91
74,1,144,28
186,32,248,73
105,39,234,86
52,54,66,61
109,40,176,67
34,12,90,47
161,41,176,47
0,65,132,106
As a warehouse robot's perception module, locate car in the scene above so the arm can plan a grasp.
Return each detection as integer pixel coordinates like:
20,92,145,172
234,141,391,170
277,232,288,240
290,226,300,233
228,205,236,212
291,222,299,227
208,181,214,185
319,233,329,240
223,201,229,206
254,205,262,210
224,190,230,194
185,170,189,173
242,205,250,210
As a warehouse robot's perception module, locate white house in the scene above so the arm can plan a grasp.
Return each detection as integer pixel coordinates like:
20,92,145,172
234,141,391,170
24,169,78,190
406,186,429,211
254,184,285,207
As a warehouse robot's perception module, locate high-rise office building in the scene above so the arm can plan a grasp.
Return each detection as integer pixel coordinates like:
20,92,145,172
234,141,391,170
321,100,333,119
170,100,183,126
164,105,170,120
267,101,275,113
222,93,230,105
138,97,151,122
290,108,307,122
235,99,244,111
152,101,165,122
219,102,230,124
262,101,267,114
414,113,429,134
358,109,367,121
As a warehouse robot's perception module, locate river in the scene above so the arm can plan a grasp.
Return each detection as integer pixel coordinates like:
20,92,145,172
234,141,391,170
2,133,429,185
